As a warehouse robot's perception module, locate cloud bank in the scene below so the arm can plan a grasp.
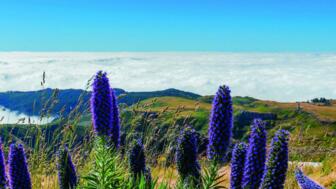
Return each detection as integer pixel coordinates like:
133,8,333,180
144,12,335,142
0,52,335,102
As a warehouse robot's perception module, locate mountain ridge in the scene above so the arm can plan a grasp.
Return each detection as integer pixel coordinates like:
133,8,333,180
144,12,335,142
0,88,201,116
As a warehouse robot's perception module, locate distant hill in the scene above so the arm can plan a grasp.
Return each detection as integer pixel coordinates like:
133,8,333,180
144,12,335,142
0,88,90,116
119,88,201,105
0,88,201,116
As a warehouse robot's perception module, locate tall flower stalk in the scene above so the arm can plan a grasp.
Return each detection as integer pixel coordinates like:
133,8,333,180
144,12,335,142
8,144,32,189
0,139,7,189
242,119,267,189
261,130,289,189
207,85,233,162
129,140,147,177
90,71,113,137
57,146,77,189
129,139,151,185
230,142,247,189
295,168,325,189
176,126,201,185
110,88,120,148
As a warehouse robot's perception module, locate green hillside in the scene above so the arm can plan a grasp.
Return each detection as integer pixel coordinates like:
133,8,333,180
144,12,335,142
2,94,335,163
131,96,336,161
0,88,200,116
1,95,335,188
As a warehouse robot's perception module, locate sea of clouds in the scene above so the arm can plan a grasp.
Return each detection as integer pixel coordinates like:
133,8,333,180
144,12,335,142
0,52,335,102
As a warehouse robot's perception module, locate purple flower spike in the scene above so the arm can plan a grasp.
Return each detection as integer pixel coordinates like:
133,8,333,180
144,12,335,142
111,88,120,148
230,142,247,189
176,126,201,183
129,140,146,177
8,144,32,189
57,146,77,189
207,85,233,162
0,139,7,188
90,71,113,137
242,119,267,189
261,130,290,189
295,168,325,189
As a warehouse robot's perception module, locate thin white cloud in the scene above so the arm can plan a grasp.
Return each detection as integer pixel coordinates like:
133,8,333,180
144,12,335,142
0,52,335,102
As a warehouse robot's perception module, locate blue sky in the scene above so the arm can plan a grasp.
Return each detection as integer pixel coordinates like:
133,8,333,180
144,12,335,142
0,0,335,51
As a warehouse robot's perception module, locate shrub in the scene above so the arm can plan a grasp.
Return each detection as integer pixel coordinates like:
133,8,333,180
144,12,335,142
83,138,126,189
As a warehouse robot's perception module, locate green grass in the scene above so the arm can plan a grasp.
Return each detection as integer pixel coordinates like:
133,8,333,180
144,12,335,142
131,96,336,161
1,94,335,188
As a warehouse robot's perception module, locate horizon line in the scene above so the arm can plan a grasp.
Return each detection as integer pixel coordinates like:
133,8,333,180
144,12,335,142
0,87,332,103
1,51,336,54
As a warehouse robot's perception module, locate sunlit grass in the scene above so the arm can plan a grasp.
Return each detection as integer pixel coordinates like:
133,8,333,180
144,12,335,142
0,74,335,188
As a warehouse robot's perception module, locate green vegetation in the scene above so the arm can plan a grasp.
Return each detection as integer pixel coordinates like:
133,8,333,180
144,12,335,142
0,90,335,188
0,88,200,116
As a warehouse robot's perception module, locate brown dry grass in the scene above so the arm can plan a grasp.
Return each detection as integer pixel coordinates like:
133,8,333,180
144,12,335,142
139,97,211,111
152,159,336,189
263,100,336,122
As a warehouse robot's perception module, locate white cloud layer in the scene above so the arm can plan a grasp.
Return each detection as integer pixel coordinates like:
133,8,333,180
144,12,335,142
0,52,335,102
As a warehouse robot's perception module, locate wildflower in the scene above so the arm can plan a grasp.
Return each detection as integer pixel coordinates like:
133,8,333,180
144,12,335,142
242,119,267,189
111,88,120,148
0,139,6,188
8,144,31,189
230,142,247,189
295,168,325,189
261,130,289,189
57,146,77,189
129,140,147,177
207,85,233,162
176,126,201,184
90,71,113,137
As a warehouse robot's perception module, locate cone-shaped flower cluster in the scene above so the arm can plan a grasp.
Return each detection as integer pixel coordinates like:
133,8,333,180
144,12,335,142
176,126,201,182
261,130,289,189
230,142,247,189
8,144,32,189
0,139,7,188
207,85,233,162
295,169,325,189
91,71,113,137
57,146,77,189
129,140,147,177
110,88,120,148
242,119,267,189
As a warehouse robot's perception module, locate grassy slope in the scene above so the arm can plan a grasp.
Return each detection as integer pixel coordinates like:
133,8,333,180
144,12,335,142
1,95,335,188
137,96,336,188
137,96,336,160
262,100,336,122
